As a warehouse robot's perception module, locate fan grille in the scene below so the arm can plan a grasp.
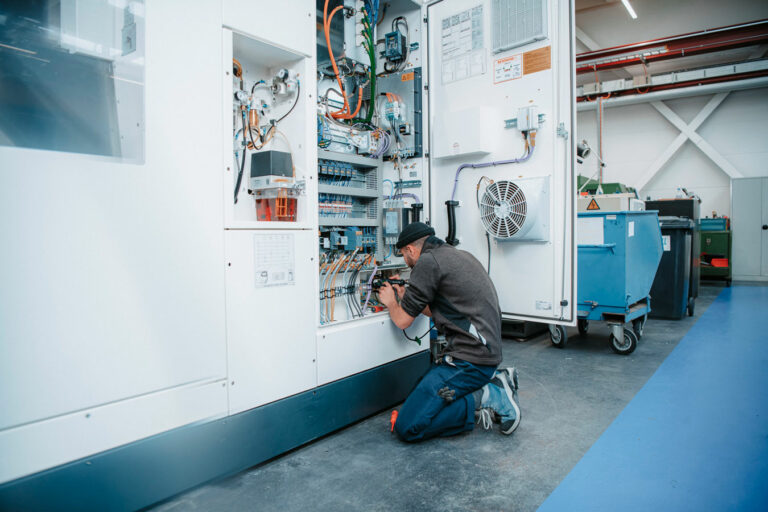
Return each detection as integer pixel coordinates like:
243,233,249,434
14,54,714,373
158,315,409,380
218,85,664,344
479,181,527,238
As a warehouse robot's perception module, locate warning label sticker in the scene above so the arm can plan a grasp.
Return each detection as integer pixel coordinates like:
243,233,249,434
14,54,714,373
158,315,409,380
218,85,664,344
493,54,522,84
586,198,600,211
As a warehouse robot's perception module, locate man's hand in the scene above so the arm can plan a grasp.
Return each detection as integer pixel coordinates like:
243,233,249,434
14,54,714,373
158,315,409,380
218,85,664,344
378,282,398,309
380,281,416,329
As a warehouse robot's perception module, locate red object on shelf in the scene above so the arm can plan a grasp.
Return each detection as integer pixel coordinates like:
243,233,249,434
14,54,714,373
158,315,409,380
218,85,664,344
255,195,297,222
711,258,729,268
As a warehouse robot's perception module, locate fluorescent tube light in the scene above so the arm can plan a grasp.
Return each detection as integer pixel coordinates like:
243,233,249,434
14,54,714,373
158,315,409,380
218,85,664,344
621,0,638,19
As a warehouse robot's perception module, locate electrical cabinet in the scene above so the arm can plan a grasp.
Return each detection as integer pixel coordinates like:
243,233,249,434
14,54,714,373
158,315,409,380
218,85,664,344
427,0,576,323
0,0,575,501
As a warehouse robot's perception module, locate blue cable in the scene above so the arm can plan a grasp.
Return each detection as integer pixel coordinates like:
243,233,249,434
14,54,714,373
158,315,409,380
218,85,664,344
382,179,395,198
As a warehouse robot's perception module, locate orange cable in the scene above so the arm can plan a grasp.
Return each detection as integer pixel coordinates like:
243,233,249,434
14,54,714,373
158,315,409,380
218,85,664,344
324,1,351,118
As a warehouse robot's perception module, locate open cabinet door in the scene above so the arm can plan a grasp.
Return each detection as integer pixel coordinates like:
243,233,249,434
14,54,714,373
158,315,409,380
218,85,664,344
426,0,576,325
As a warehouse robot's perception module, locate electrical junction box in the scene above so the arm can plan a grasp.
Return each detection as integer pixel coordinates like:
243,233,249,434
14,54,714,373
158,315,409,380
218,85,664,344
432,106,498,159
376,67,423,159
384,31,407,62
383,199,406,246
516,106,541,132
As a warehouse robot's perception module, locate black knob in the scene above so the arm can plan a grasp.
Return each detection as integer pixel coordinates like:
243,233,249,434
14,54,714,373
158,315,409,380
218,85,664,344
763,225,768,230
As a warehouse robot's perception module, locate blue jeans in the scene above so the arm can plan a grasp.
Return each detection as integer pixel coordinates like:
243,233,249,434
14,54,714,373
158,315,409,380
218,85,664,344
395,359,497,442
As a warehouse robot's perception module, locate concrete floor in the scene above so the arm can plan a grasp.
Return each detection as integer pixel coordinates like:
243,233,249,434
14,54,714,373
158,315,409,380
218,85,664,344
151,284,724,512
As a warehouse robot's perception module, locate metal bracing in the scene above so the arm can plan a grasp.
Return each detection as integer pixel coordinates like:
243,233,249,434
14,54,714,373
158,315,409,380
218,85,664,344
634,92,743,190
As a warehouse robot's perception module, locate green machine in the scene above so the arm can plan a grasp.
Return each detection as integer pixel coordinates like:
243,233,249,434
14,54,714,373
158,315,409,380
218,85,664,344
700,218,732,286
577,175,637,195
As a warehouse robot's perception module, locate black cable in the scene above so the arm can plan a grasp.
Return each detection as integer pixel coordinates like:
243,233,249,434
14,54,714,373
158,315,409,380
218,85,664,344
247,114,258,149
393,17,409,72
250,80,267,94
277,81,301,124
402,323,434,346
234,111,247,204
476,179,491,274
486,233,491,275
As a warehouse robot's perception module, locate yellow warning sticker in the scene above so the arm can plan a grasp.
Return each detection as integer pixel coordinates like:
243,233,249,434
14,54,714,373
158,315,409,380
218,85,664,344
401,72,415,82
586,198,600,211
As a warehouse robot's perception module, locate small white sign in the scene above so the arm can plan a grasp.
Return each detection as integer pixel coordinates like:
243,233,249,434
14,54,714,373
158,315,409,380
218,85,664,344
628,221,635,237
577,216,604,245
254,234,295,288
535,300,552,311
662,235,671,252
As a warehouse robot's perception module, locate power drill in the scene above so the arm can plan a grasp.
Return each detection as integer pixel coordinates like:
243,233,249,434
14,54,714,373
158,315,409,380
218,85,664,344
371,278,407,289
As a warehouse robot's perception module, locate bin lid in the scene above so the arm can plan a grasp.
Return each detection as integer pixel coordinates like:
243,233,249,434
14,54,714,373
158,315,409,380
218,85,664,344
658,216,694,229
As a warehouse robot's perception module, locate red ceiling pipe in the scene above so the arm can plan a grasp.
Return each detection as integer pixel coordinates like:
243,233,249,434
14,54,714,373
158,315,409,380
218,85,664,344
576,19,768,74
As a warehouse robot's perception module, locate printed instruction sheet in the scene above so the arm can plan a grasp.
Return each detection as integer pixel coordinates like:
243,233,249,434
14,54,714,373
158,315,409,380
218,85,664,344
254,234,295,287
441,5,485,84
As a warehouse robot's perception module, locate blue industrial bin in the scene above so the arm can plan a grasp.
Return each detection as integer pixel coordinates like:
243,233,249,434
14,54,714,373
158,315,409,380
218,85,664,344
550,211,663,355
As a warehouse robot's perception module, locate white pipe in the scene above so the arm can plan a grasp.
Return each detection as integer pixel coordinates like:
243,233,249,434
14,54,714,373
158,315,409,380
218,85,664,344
577,76,768,111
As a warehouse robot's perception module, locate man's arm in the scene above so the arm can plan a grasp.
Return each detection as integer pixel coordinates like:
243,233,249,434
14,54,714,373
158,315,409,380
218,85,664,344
378,283,416,329
390,274,430,318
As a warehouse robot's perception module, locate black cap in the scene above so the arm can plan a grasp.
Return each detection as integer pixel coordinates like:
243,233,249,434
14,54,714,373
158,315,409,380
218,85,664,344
396,222,435,249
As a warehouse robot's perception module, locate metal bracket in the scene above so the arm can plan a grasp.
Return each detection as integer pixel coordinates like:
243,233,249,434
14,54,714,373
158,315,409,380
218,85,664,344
557,122,569,139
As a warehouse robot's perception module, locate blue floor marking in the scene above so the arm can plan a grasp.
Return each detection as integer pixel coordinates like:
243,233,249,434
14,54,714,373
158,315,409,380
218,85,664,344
538,285,768,512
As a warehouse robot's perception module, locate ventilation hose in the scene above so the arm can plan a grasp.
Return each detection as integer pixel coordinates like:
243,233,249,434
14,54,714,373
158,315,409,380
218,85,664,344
445,200,459,246
411,203,423,223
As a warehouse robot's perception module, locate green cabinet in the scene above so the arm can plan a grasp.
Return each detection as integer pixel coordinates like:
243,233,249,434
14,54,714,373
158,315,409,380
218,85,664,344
700,230,732,283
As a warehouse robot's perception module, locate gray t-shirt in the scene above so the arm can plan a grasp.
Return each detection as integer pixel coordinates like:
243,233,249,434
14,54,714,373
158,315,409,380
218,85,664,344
400,237,502,367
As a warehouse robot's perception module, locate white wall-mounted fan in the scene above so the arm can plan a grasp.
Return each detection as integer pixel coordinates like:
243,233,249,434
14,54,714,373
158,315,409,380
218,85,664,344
479,177,550,242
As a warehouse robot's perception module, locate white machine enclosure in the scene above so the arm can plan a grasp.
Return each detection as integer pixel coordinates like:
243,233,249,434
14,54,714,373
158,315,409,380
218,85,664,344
0,0,229,484
0,0,575,485
426,0,576,324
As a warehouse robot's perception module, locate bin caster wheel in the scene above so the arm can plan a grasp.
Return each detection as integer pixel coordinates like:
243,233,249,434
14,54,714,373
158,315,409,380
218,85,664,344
577,319,589,336
687,298,695,317
609,328,637,355
550,325,567,349
632,317,645,339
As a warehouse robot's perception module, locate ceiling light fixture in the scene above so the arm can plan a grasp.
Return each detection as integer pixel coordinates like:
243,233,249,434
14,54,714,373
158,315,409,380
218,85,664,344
621,0,638,19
